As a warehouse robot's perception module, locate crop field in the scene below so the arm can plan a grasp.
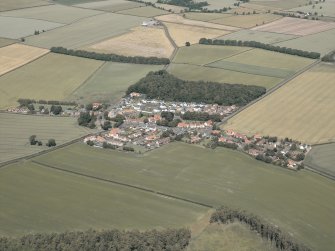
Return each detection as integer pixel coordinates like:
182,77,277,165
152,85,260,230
0,113,93,163
224,63,335,144
184,12,232,22
88,26,174,58
290,1,335,18
0,16,63,39
210,13,282,28
0,53,103,109
168,63,282,89
155,3,187,13
252,17,335,36
0,0,50,12
0,44,49,76
70,62,163,103
204,0,238,10
0,4,103,24
25,13,145,49
24,142,335,251
164,22,229,47
251,0,311,10
0,161,207,236
74,0,144,12
304,143,335,178
0,38,16,48
117,6,168,17
218,29,298,44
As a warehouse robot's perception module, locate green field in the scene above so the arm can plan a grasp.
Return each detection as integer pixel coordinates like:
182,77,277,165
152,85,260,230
251,0,310,9
74,0,145,12
0,113,93,163
304,143,335,178
25,13,145,49
53,0,108,5
290,2,335,18
117,6,168,17
0,37,16,48
0,53,103,109
204,0,239,10
0,0,50,11
19,142,335,251
184,12,232,21
71,62,163,103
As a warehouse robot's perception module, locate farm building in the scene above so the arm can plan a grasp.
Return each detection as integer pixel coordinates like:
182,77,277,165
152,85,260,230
142,20,160,26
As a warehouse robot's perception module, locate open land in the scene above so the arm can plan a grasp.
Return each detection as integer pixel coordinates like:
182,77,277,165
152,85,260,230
250,0,312,10
155,3,187,13
0,44,49,76
204,0,239,10
289,1,335,18
0,0,50,12
15,142,335,251
184,12,233,22
88,26,174,58
224,63,335,144
70,62,163,103
116,6,168,17
74,0,144,12
24,13,146,49
0,113,93,163
0,53,103,109
0,38,16,48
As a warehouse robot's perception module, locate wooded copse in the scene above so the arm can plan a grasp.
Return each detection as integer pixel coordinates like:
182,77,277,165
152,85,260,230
210,207,311,251
0,228,191,251
50,47,170,65
127,70,266,106
199,38,321,59
157,0,208,9
321,50,335,62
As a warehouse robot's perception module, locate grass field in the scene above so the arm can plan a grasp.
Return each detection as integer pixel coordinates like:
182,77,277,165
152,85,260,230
23,142,335,251
0,53,103,109
74,0,145,12
88,26,174,58
251,0,311,10
0,16,63,39
116,6,168,17
290,1,335,18
184,12,232,21
155,3,187,13
0,4,103,24
0,0,50,12
204,0,238,10
0,38,16,48
304,143,335,177
0,113,93,163
25,13,145,49
0,44,49,76
224,63,335,144
71,62,163,103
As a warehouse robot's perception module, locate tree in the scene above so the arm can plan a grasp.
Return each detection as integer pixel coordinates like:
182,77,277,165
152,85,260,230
29,135,37,145
46,139,56,147
161,111,174,122
185,41,191,46
102,121,112,130
50,105,62,115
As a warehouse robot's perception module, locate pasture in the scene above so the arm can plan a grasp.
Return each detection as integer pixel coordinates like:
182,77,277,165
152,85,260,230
184,12,232,22
0,38,16,48
74,0,144,12
0,0,50,12
155,3,187,13
0,44,49,76
204,0,238,10
252,17,335,36
0,53,103,109
88,26,174,58
290,1,335,18
304,143,335,178
29,142,335,251
25,13,145,49
251,0,311,10
0,161,207,236
116,6,168,17
71,62,162,103
224,63,335,144
0,113,92,163
0,16,63,39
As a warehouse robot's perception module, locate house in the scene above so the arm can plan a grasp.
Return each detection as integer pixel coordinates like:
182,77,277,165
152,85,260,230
226,129,236,136
130,92,142,98
142,20,159,26
148,114,161,123
92,102,102,110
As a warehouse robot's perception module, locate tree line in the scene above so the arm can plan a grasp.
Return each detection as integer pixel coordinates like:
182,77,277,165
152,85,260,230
18,99,76,107
181,111,221,122
199,38,321,59
210,207,311,251
127,70,266,106
157,0,208,9
51,47,170,65
0,228,191,251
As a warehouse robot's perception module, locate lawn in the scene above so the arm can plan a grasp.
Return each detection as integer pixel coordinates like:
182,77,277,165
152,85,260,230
0,0,50,11
24,13,146,49
74,0,144,12
116,6,168,17
224,63,335,144
70,62,163,103
0,53,103,109
0,113,93,163
29,142,335,251
0,161,207,236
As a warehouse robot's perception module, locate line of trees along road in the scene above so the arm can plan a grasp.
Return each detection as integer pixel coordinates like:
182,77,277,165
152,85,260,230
51,47,170,65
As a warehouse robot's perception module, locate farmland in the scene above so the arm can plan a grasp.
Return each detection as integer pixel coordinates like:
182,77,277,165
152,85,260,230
116,6,168,17
183,12,231,22
251,0,312,10
88,26,174,58
289,1,335,18
0,44,49,76
74,0,145,12
224,63,335,144
0,38,16,48
0,113,93,163
0,53,103,109
0,0,50,12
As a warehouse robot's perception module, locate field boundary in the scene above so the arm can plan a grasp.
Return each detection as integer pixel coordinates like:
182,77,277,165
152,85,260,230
159,20,178,67
304,165,335,181
0,2,53,13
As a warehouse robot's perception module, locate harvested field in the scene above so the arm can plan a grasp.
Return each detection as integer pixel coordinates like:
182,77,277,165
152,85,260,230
25,13,145,49
0,16,63,39
74,0,144,12
0,53,103,109
0,38,16,48
205,0,238,10
224,63,335,144
117,6,168,17
88,26,174,58
290,2,335,18
168,63,282,89
164,22,229,47
154,3,187,13
0,4,103,24
251,0,310,10
71,62,162,103
0,44,49,76
184,12,232,21
252,17,335,36
173,44,249,65
0,113,93,163
0,0,50,12
210,13,282,28
218,29,298,44
156,14,240,31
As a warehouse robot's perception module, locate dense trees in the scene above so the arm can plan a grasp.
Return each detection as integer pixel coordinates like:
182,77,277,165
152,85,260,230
211,207,311,251
0,228,191,251
127,70,266,106
111,114,125,128
78,112,97,129
46,139,56,147
50,105,63,115
181,111,221,122
199,38,321,59
29,135,42,146
157,0,208,9
321,50,335,62
51,47,170,65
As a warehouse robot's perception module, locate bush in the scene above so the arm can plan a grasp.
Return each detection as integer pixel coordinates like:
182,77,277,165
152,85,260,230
46,139,56,147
